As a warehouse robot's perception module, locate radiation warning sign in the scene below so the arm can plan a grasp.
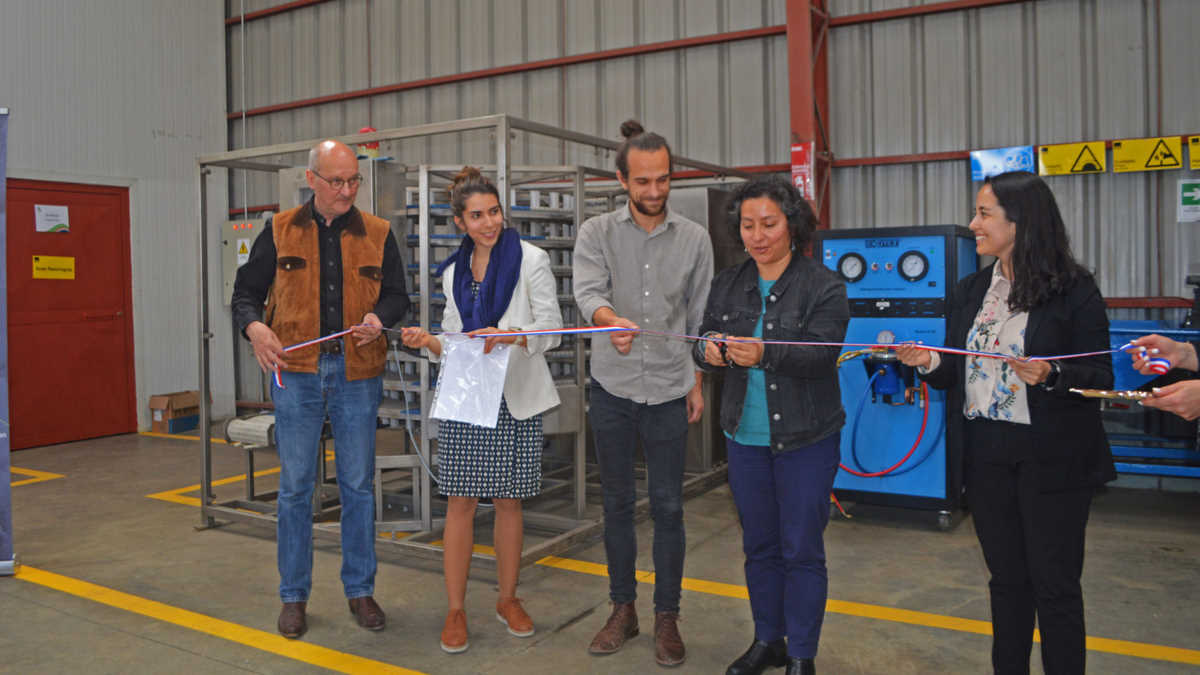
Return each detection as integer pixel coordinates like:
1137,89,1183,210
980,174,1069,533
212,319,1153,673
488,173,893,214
1038,141,1105,176
1112,136,1182,173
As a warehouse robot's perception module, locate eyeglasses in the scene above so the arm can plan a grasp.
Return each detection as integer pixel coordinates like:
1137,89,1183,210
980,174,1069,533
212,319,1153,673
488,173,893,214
311,170,364,190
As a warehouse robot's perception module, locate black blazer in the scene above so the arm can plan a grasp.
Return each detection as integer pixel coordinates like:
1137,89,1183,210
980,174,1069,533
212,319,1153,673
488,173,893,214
920,263,1117,492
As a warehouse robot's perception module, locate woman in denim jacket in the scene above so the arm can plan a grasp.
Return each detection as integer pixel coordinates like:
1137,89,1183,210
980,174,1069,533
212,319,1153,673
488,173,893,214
694,175,848,675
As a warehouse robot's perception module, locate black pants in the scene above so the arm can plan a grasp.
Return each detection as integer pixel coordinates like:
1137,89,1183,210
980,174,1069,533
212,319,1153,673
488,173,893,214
966,419,1092,675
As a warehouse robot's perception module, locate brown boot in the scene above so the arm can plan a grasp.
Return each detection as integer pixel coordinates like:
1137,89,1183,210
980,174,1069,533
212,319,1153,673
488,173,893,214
588,601,639,654
277,601,307,639
654,611,685,667
348,596,386,631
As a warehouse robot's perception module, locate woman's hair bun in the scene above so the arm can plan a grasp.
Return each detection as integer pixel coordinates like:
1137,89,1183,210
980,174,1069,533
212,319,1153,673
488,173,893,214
451,165,484,189
619,119,644,140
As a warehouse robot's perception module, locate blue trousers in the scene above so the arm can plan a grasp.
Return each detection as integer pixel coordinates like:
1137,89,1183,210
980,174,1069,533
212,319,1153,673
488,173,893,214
271,354,382,603
726,433,841,659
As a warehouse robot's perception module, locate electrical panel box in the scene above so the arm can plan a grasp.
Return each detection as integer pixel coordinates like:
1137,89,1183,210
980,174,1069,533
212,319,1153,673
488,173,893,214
221,218,264,305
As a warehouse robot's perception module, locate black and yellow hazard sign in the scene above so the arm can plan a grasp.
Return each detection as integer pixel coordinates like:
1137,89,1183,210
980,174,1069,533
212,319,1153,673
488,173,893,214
1191,136,1199,171
1113,136,1182,173
1038,141,1106,176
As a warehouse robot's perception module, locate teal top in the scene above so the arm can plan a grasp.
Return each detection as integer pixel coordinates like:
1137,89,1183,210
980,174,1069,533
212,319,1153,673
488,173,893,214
727,276,774,446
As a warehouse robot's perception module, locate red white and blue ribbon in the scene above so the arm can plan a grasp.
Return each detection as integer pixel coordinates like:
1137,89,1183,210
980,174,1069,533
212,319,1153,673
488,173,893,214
273,324,1145,387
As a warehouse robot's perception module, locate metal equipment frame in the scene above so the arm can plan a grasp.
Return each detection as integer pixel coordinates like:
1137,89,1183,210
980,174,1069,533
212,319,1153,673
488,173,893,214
195,114,744,568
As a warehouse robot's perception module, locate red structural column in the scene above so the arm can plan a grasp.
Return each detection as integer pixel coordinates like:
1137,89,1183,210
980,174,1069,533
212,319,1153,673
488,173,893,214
787,0,831,229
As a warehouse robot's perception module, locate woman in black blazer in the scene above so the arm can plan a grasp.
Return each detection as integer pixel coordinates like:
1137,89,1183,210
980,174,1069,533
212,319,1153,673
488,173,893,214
896,171,1115,675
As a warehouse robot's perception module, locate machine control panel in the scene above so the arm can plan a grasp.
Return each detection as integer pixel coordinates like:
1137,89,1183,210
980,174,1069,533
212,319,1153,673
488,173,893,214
822,234,947,300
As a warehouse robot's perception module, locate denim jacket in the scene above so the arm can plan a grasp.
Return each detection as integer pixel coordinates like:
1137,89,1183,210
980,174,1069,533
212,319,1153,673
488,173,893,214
693,254,849,452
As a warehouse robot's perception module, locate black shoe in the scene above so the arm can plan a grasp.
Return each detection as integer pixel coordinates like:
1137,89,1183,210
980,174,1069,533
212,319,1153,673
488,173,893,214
726,639,788,675
785,657,815,675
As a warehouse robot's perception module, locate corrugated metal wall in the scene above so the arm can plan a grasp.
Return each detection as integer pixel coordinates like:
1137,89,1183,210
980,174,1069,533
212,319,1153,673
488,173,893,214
226,0,790,205
829,0,1200,299
227,0,1199,301
1,0,230,426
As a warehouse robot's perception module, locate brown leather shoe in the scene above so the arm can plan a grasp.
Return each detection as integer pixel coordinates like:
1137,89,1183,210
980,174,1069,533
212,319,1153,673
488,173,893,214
277,601,307,639
588,602,639,655
496,596,535,637
348,596,386,631
654,611,685,667
440,608,469,654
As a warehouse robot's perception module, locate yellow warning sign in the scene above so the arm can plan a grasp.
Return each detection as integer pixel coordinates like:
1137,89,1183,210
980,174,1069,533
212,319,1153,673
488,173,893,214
32,255,75,280
1112,136,1182,173
1038,141,1105,176
238,242,249,255
1191,136,1199,171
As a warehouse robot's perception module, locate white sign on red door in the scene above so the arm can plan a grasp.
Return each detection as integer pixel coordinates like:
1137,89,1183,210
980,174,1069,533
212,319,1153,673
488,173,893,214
791,142,814,199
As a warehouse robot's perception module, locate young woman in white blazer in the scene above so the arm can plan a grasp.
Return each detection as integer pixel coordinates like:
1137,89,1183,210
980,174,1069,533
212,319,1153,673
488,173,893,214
401,167,562,654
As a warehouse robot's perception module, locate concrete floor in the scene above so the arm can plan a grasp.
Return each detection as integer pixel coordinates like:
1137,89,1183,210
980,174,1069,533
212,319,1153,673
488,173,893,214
3,431,1199,674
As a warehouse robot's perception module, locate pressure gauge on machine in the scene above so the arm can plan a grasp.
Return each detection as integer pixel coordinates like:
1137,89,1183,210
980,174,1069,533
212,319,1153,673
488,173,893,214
837,252,867,283
876,329,896,345
898,250,929,282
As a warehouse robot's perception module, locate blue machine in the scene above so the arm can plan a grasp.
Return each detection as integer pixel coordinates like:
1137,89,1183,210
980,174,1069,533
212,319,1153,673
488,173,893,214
815,226,976,526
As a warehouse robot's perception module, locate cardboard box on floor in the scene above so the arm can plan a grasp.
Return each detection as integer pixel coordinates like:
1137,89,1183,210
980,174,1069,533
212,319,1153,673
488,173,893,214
149,390,201,434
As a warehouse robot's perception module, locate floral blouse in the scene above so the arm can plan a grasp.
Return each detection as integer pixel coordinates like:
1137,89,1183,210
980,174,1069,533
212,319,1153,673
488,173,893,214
962,264,1031,425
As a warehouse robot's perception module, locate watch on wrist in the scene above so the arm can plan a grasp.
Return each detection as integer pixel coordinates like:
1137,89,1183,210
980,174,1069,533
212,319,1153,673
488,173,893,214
1040,361,1061,390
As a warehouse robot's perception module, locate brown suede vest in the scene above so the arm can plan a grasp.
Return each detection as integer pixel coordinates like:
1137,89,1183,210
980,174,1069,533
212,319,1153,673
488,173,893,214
264,202,391,381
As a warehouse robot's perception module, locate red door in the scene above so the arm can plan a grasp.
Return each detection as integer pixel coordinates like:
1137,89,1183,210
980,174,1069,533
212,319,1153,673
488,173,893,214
6,179,136,449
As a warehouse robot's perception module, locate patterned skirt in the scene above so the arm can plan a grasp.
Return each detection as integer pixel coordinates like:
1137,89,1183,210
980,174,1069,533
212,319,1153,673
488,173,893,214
436,398,543,499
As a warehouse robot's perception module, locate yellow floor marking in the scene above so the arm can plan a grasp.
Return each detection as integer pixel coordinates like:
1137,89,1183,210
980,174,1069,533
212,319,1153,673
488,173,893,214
139,431,230,445
146,451,333,507
144,470,1200,666
10,466,65,487
530,555,1200,666
15,565,424,675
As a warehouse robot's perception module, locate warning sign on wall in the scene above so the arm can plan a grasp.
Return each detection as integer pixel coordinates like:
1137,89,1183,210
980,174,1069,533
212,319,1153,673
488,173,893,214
1038,141,1106,176
1191,137,1199,171
1112,136,1183,173
236,238,250,266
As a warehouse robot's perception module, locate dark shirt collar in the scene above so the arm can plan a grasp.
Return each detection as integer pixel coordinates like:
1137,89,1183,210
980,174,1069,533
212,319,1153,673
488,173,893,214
306,197,357,231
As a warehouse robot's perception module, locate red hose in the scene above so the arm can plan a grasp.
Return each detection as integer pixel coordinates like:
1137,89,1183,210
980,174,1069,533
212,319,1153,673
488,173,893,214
837,381,930,478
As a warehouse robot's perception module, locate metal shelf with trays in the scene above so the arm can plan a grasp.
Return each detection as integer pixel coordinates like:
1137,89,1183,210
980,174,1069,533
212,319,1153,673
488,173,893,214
196,114,746,569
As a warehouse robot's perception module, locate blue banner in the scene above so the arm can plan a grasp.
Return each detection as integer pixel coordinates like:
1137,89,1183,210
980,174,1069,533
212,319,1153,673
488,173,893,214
0,108,13,574
970,145,1035,181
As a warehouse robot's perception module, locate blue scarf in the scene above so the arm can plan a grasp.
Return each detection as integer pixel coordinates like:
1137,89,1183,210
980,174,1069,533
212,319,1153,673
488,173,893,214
435,227,522,332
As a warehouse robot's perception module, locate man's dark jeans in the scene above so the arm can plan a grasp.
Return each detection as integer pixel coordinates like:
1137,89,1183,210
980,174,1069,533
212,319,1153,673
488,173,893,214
588,384,688,614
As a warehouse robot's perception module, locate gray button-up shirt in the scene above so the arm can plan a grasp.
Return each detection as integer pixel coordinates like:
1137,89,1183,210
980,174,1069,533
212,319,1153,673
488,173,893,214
573,203,714,404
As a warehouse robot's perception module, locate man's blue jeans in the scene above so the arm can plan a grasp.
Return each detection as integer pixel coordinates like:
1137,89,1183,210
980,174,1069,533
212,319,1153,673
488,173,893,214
587,384,688,614
271,353,382,603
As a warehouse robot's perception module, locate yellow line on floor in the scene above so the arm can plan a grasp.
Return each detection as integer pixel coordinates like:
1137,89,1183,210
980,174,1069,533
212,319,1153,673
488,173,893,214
531,555,1200,666
10,466,65,487
145,451,334,507
15,565,424,675
147,478,1200,666
139,431,230,444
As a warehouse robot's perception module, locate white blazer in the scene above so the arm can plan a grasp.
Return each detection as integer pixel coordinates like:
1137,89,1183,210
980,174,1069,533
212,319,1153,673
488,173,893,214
430,239,563,420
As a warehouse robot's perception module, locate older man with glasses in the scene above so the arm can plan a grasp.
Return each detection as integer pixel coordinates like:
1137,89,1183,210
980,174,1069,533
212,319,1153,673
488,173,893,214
231,139,410,639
